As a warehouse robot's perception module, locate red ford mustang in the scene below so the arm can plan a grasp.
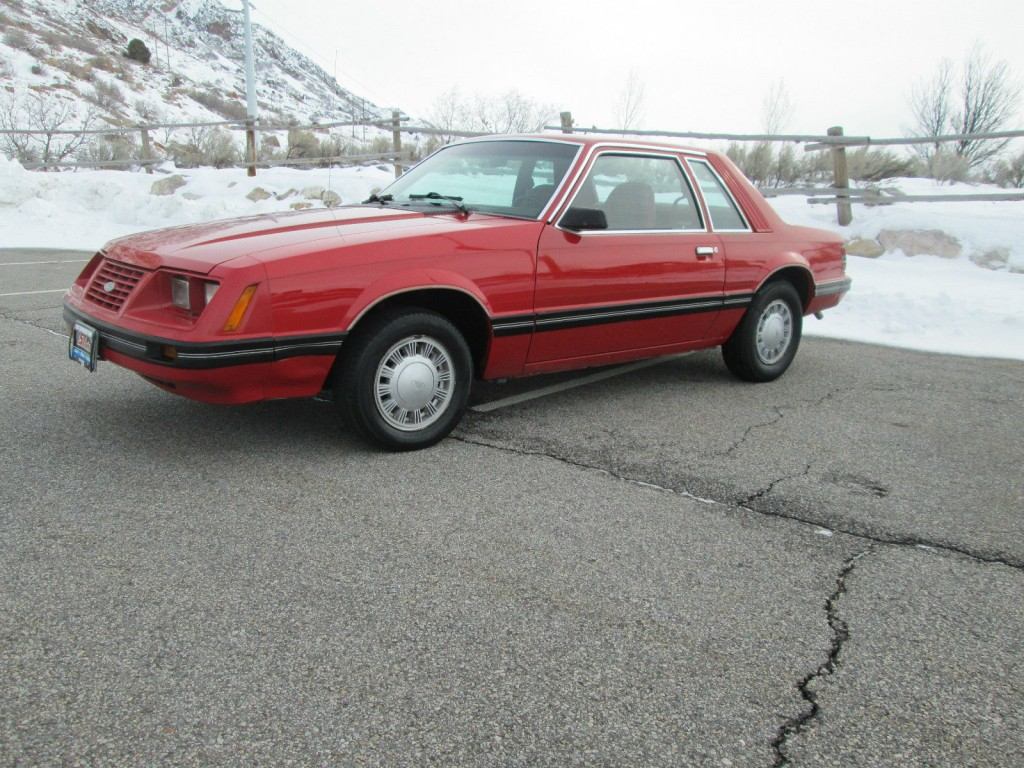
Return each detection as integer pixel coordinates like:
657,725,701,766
64,135,850,450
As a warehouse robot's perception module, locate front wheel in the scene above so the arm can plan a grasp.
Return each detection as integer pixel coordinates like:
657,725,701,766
334,310,472,450
722,281,802,382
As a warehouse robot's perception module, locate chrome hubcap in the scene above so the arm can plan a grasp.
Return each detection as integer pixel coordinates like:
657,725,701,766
374,335,454,431
755,299,793,365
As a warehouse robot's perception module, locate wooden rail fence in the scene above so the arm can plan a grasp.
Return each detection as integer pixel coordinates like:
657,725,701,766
4,108,1023,222
552,112,1024,223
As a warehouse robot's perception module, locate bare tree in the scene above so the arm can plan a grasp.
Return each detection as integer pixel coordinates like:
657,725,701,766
752,80,795,187
0,96,96,166
614,70,645,132
472,90,553,134
28,98,96,166
426,87,469,144
761,79,793,135
0,98,37,162
910,46,1020,168
910,59,953,160
953,45,1021,167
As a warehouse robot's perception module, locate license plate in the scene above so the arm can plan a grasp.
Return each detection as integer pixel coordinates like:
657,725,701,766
69,322,98,372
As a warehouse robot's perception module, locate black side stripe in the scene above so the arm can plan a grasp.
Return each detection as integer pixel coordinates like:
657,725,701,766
492,294,754,337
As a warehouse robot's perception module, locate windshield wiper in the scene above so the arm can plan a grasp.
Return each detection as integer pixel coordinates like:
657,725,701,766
363,192,393,204
408,192,469,215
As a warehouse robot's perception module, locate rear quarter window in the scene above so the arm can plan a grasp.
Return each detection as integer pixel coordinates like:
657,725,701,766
689,159,749,231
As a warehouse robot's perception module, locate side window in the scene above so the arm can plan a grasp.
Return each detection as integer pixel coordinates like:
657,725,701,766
688,160,749,231
566,154,703,231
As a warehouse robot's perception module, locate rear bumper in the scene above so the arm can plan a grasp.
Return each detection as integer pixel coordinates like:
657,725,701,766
807,276,851,315
815,277,852,298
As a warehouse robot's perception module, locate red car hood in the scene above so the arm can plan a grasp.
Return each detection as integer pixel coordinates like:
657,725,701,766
101,206,445,275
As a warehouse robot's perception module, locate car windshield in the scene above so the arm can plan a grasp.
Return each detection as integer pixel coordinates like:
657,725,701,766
379,140,580,218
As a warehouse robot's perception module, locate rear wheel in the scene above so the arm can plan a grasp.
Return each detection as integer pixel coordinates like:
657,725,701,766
334,310,472,450
722,281,802,382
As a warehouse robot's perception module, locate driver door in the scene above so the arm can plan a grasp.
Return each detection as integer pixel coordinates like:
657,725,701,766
527,151,725,364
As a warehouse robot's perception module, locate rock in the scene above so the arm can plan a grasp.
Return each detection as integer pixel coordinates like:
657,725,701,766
150,174,186,196
302,185,325,200
289,202,313,210
844,238,884,258
877,228,961,259
246,187,272,202
969,247,1010,270
275,188,298,200
1010,249,1024,274
320,190,341,207
182,192,202,201
227,181,237,188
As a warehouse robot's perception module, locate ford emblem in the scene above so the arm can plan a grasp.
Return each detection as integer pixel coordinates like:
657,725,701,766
103,280,117,293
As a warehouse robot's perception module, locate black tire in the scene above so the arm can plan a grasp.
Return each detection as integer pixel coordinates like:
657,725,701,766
334,309,473,451
722,281,803,382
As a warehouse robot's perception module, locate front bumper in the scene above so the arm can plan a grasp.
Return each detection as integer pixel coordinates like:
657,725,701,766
63,303,346,370
64,302,347,404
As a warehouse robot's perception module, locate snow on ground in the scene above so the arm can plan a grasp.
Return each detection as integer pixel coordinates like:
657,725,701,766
769,178,1024,361
0,156,393,248
0,158,1021,361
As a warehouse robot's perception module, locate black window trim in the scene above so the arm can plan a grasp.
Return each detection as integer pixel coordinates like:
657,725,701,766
554,149,708,235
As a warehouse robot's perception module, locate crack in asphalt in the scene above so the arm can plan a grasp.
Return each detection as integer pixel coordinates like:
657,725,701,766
770,546,875,767
743,461,814,505
450,433,1024,572
715,385,890,458
722,406,786,457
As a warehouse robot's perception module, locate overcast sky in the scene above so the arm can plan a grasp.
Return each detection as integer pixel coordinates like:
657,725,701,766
240,0,1024,137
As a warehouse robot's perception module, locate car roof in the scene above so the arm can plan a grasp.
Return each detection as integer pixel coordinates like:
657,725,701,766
453,133,712,157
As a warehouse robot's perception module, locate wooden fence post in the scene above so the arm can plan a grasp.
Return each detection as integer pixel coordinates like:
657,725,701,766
139,124,153,174
245,119,257,177
828,125,852,225
392,109,402,179
560,111,574,134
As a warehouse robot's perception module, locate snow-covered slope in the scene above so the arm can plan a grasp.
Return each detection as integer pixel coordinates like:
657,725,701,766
0,0,382,127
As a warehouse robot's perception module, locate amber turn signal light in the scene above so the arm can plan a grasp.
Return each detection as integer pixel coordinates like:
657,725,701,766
223,284,258,332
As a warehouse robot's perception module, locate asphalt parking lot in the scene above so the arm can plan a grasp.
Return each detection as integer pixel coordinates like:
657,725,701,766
2,248,1022,766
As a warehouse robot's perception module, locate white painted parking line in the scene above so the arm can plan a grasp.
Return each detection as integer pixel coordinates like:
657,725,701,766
471,354,688,413
0,289,68,297
0,259,89,266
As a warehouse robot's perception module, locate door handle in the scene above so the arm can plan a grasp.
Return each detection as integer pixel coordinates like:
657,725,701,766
695,245,719,259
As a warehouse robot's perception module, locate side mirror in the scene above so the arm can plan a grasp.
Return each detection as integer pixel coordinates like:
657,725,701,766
561,207,607,232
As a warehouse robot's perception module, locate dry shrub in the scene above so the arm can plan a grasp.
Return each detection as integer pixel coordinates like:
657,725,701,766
189,89,247,121
56,59,95,82
88,55,117,72
846,148,914,182
91,79,124,111
3,28,31,50
167,127,240,168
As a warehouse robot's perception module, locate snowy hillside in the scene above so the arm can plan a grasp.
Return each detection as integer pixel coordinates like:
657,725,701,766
0,157,1021,361
0,0,382,128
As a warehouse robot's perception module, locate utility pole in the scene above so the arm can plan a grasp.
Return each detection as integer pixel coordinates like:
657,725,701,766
163,16,171,75
242,0,258,177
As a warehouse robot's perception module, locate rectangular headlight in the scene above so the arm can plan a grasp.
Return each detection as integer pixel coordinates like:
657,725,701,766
170,276,190,310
